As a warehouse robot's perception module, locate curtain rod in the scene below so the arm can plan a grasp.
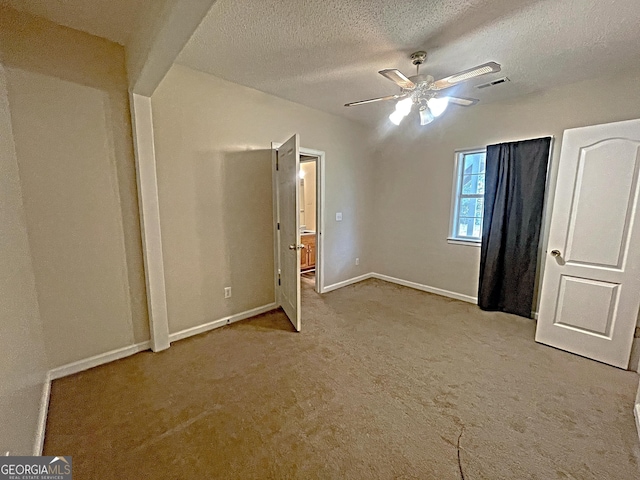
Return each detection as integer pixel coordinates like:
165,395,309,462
489,135,554,146
455,135,555,154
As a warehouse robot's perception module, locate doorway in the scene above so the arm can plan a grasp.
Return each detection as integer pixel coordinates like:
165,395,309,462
299,154,319,290
272,139,326,332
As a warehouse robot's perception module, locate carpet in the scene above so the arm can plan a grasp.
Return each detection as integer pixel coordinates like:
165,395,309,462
44,279,640,478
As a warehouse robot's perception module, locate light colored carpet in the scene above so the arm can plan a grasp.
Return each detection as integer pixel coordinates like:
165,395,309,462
44,279,640,479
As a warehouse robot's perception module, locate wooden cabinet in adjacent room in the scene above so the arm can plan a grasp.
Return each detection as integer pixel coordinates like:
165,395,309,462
300,234,316,271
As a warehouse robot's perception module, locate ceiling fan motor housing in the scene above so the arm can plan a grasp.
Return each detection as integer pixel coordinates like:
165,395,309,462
404,74,437,104
406,74,435,87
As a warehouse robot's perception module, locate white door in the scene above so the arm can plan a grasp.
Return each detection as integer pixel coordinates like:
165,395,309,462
535,118,640,368
276,134,302,331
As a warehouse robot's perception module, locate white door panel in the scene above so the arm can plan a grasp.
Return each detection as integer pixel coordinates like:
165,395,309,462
554,276,619,337
536,118,640,368
276,134,301,331
563,139,639,268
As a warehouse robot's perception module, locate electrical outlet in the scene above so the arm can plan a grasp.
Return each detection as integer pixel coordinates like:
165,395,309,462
335,212,342,221
355,257,360,266
224,287,231,299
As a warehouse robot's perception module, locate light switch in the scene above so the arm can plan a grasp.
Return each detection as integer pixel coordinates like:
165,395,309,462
336,212,343,221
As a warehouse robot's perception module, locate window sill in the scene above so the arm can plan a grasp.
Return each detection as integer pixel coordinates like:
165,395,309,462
447,238,481,247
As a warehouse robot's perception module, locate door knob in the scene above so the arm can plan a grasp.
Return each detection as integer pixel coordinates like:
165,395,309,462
550,249,561,257
289,244,304,250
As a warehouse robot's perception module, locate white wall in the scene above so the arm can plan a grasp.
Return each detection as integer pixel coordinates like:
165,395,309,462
371,72,640,303
151,64,374,334
0,7,149,369
0,63,48,455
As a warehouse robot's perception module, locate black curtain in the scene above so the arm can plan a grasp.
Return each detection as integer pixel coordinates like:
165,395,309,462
478,137,551,318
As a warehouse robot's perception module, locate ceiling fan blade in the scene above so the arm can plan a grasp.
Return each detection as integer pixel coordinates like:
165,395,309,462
378,69,416,89
432,62,501,90
344,93,406,107
447,96,479,106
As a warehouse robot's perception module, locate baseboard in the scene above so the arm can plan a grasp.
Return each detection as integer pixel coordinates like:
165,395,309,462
634,403,640,443
168,303,278,343
371,273,477,304
34,373,51,455
322,271,478,305
49,341,151,381
322,273,374,293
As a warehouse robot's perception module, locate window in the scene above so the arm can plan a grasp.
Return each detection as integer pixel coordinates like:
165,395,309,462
449,149,486,244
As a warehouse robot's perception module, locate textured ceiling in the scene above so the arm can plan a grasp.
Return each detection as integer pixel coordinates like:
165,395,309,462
0,0,155,45
177,0,640,125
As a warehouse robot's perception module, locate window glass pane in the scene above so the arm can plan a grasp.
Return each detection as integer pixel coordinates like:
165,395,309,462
459,197,484,218
463,153,486,175
458,217,482,239
462,173,485,194
474,217,482,238
457,217,476,237
452,150,486,241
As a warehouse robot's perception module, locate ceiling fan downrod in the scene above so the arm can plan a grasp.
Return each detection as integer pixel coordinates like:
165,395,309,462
411,50,427,76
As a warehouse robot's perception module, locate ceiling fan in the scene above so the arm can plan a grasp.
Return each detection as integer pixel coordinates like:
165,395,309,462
344,51,501,126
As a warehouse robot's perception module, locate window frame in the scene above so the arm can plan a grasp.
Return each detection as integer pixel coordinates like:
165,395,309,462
448,148,487,246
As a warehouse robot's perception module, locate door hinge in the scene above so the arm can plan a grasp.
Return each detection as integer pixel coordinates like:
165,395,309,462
275,152,279,171
277,222,280,230
278,273,281,286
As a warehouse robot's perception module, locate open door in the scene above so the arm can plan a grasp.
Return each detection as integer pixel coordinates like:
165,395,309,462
275,134,302,331
535,118,640,368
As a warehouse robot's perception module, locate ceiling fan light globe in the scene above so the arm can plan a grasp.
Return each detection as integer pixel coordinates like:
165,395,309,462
427,97,449,117
389,110,405,126
395,97,413,116
419,106,434,126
